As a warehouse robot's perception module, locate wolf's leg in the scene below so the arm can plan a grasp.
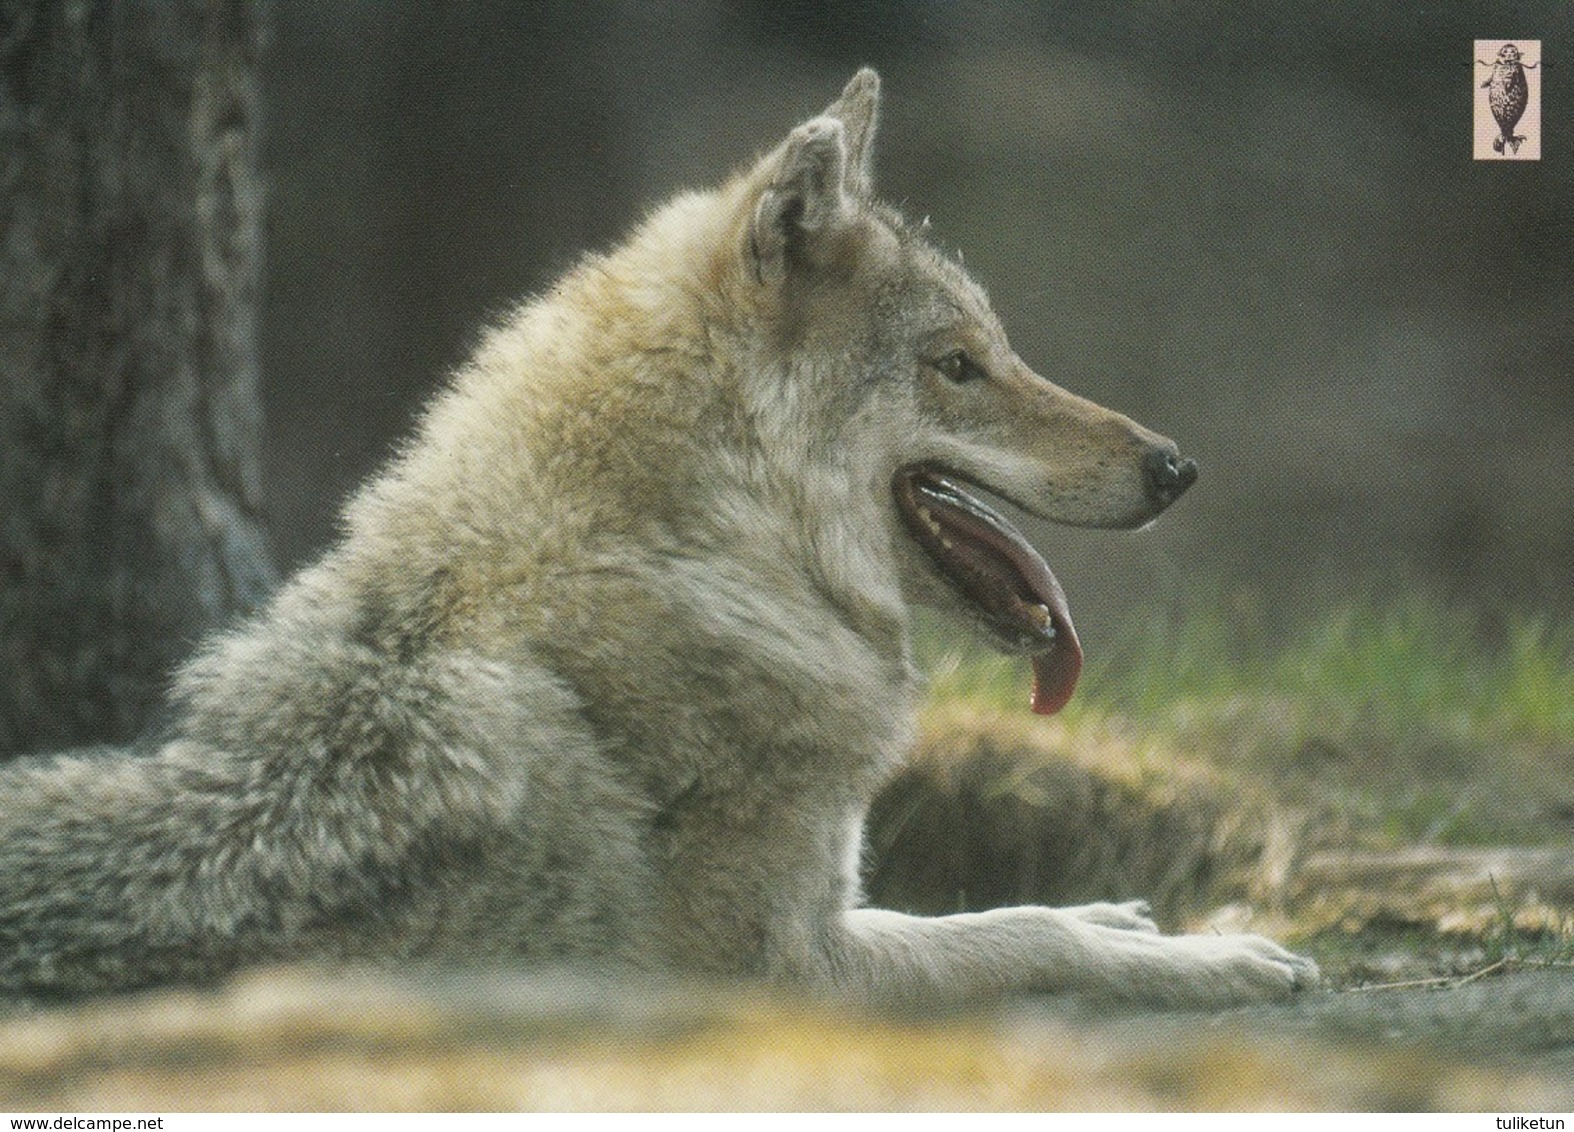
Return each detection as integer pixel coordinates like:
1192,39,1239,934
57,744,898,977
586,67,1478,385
827,906,1315,1010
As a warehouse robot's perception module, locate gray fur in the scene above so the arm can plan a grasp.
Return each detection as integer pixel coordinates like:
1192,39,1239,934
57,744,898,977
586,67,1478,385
0,71,1316,1008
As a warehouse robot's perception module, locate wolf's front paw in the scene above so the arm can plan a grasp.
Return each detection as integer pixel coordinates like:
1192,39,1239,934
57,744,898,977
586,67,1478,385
1175,932,1320,1006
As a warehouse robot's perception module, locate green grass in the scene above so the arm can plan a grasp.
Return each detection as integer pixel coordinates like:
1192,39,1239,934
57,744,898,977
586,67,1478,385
921,596,1574,742
917,595,1574,847
1259,602,1574,745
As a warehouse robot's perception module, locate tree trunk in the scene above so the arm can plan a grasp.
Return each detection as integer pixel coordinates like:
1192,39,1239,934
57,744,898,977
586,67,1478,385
0,0,274,757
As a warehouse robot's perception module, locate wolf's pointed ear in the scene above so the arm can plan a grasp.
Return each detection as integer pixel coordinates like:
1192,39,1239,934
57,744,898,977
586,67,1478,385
748,70,882,286
749,116,853,286
822,67,880,197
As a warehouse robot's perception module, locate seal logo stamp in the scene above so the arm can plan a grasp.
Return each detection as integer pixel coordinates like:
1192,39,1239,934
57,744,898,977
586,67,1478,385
1475,40,1541,159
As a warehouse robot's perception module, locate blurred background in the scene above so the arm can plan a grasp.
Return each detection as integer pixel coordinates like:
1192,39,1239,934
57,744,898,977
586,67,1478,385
260,0,1572,656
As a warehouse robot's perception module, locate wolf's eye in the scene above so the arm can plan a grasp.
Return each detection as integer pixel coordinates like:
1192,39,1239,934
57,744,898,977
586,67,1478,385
934,350,986,384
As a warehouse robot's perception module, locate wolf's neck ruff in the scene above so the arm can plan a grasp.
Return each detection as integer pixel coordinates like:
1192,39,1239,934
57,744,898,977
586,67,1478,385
891,466,1083,713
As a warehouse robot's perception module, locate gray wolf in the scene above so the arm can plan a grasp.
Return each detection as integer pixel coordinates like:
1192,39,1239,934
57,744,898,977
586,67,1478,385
0,71,1316,1008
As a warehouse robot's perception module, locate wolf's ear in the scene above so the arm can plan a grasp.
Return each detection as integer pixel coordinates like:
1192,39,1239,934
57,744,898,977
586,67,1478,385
748,70,881,286
822,67,880,197
749,117,853,285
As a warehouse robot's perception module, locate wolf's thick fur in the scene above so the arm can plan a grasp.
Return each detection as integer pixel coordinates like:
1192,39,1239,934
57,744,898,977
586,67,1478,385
0,73,1315,1007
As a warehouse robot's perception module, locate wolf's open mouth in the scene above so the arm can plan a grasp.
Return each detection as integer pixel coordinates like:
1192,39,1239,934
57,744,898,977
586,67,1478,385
892,466,1083,714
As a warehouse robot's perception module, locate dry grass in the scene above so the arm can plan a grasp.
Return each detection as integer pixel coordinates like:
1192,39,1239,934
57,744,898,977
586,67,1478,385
1,966,1563,1111
866,706,1298,926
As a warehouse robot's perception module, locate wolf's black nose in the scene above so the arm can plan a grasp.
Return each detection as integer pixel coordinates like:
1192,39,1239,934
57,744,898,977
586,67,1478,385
1142,447,1199,506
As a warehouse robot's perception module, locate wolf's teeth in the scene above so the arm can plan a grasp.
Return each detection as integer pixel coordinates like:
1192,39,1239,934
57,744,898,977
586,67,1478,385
940,537,953,549
1027,603,1050,629
918,506,942,536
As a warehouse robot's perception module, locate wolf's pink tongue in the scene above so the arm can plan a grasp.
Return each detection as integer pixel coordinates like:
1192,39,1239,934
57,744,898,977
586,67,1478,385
894,468,1084,715
1027,582,1082,715
1030,632,1082,714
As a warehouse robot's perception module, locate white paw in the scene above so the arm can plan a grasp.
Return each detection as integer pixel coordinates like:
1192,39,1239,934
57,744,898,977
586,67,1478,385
1062,900,1160,934
1164,932,1321,1006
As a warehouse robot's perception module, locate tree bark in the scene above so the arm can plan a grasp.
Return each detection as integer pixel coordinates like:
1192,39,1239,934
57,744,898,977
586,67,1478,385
0,0,274,757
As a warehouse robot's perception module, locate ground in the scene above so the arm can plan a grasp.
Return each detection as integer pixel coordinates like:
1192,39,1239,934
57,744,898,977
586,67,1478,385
0,965,1570,1110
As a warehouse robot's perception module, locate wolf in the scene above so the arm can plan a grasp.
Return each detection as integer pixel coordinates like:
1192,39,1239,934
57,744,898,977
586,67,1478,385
0,71,1315,1008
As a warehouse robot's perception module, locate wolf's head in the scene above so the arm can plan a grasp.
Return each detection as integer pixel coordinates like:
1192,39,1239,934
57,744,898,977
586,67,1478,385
727,70,1198,714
